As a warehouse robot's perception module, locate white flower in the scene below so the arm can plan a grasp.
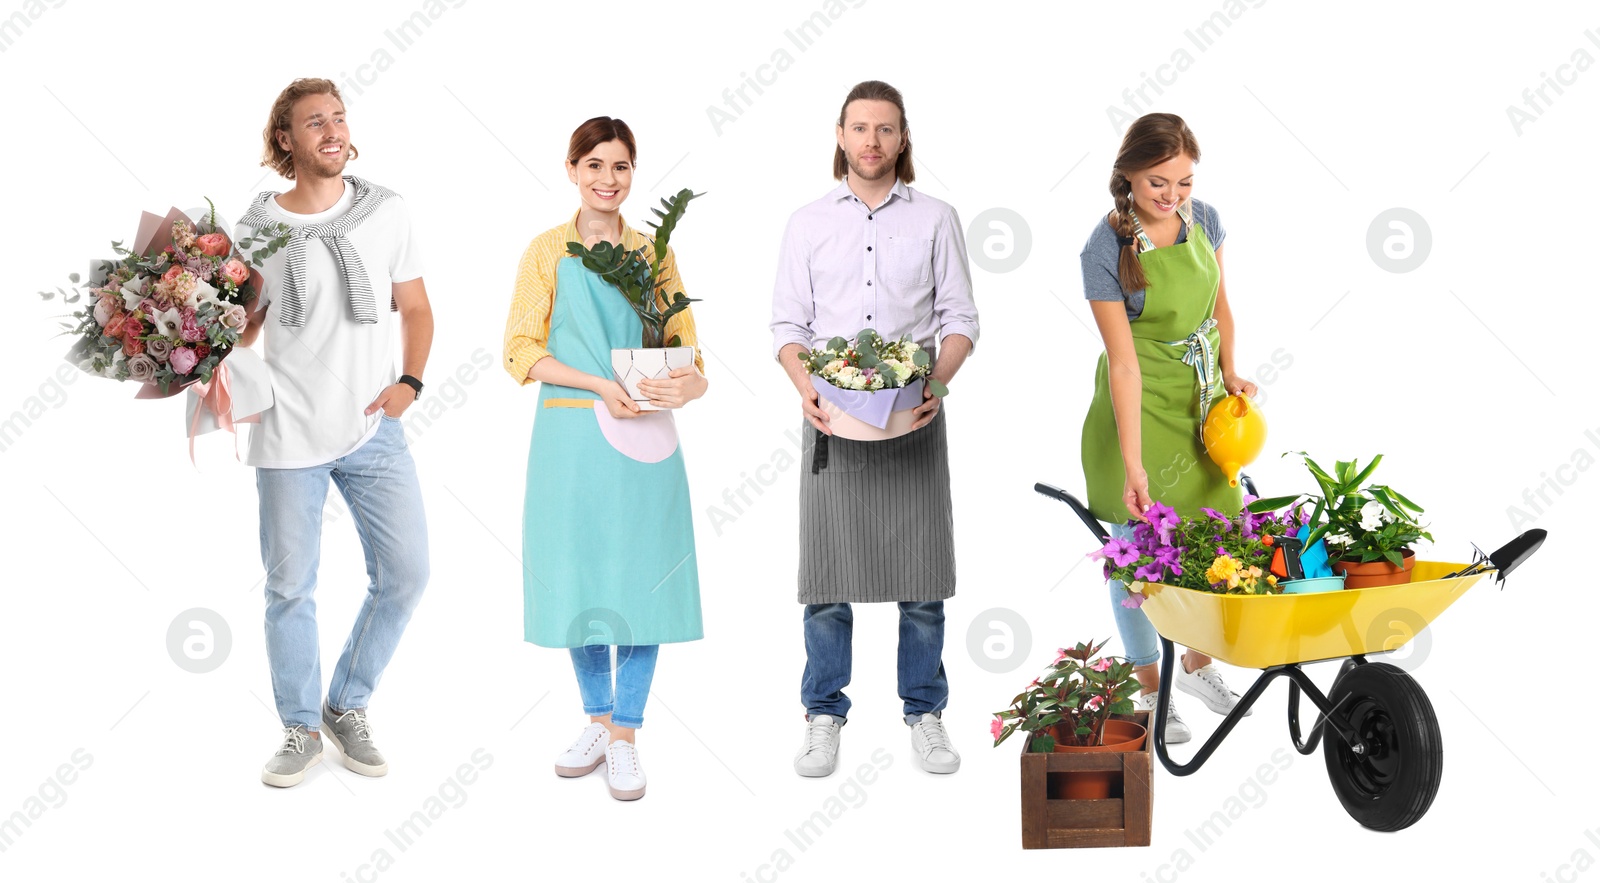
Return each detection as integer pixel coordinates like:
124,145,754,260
1358,500,1387,531
848,372,870,390
189,280,222,309
119,276,147,311
149,308,184,339
823,359,846,375
880,358,913,383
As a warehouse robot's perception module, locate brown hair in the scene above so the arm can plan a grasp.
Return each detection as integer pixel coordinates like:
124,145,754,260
260,78,358,181
833,80,914,183
1109,112,1201,293
567,116,638,167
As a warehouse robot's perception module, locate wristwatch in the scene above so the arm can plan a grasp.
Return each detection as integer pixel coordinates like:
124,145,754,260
398,374,424,400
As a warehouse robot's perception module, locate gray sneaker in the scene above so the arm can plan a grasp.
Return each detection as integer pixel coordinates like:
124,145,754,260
262,725,323,788
322,705,388,777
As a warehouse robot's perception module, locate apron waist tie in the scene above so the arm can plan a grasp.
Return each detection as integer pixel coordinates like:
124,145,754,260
1162,317,1219,417
811,428,829,474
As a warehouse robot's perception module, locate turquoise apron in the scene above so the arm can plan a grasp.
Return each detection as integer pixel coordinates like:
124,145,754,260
1081,219,1242,524
521,257,703,648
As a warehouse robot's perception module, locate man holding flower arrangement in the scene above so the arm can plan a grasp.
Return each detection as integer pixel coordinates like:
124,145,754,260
234,78,435,788
770,80,979,778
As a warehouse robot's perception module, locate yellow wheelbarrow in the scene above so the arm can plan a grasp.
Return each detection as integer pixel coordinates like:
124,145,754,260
1034,481,1546,832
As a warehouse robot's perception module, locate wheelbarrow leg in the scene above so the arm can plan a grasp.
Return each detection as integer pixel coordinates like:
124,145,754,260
1286,665,1368,756
1153,637,1280,775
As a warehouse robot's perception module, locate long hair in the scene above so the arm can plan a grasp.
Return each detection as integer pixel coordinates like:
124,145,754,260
260,78,358,181
833,80,914,183
1109,113,1200,293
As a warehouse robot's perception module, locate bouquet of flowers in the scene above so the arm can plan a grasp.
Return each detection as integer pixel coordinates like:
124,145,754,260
54,200,288,392
991,638,1142,752
1088,500,1306,607
803,327,945,396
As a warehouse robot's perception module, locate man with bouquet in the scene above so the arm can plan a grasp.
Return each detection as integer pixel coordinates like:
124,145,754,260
770,80,979,777
234,78,435,787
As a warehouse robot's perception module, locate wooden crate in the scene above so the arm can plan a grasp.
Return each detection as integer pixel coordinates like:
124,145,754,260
1019,711,1153,849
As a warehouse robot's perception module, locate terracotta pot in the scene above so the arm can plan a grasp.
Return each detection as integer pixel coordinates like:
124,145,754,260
1047,719,1148,800
1332,550,1416,589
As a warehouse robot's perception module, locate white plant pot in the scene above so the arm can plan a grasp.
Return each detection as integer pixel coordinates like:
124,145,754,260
611,346,696,411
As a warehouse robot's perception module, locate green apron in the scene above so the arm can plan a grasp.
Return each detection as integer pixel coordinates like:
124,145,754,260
1081,220,1242,524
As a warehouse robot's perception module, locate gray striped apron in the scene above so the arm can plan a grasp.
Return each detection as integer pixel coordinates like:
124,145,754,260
797,410,955,604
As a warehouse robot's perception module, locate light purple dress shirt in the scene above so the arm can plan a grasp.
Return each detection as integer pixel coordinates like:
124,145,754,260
770,178,979,360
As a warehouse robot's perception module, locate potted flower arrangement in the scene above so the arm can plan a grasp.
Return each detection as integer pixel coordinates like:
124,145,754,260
992,638,1144,800
1246,453,1433,589
1089,500,1305,606
800,328,946,440
564,188,703,410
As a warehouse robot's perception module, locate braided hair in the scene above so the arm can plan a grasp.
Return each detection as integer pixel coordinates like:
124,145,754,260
1108,113,1201,294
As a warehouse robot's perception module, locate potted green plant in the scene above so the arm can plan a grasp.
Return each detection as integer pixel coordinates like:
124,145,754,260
993,639,1144,799
565,188,703,410
1247,453,1433,589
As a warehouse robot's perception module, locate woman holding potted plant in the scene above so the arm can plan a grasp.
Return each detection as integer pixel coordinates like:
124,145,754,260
1078,113,1257,742
501,116,707,801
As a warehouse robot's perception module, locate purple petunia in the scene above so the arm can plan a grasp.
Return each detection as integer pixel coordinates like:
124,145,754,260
1201,507,1231,526
1089,537,1141,568
1120,593,1145,609
1133,561,1166,582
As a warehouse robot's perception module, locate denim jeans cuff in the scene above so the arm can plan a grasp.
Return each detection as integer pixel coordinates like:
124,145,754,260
610,716,644,729
582,704,615,717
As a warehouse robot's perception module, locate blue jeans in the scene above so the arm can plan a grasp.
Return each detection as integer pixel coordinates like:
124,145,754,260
801,601,948,724
256,416,430,729
1107,521,1161,666
569,644,659,729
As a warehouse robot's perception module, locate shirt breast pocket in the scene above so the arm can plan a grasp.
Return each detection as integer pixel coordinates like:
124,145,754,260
882,236,933,286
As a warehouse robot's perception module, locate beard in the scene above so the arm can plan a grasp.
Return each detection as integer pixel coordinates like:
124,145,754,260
845,151,896,182
292,140,348,180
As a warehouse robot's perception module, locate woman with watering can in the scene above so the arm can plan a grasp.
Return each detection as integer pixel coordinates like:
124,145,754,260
1080,113,1259,743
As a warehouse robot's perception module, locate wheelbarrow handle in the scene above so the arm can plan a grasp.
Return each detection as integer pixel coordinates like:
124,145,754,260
1033,482,1111,544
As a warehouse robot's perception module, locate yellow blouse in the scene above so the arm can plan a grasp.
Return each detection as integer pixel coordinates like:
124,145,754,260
503,210,706,386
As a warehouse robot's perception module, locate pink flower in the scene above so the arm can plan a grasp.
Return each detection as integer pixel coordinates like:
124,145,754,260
93,294,121,327
161,264,187,283
146,338,172,362
121,318,147,356
195,232,231,257
168,346,199,374
220,259,249,287
1092,658,1112,672
179,307,205,343
126,353,157,383
1054,648,1068,663
220,304,248,330
990,718,1004,740
1086,695,1104,711
1120,593,1144,609
102,313,128,339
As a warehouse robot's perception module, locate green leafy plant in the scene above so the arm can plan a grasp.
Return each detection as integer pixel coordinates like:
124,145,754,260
1246,452,1432,567
991,639,1142,752
564,188,704,348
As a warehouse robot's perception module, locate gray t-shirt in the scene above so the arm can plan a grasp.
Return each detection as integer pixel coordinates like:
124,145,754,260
1080,198,1225,321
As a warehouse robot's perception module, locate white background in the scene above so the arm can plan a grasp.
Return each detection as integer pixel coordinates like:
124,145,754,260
2,1,1595,881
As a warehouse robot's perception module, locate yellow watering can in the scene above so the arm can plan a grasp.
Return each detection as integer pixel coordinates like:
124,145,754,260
1203,394,1266,488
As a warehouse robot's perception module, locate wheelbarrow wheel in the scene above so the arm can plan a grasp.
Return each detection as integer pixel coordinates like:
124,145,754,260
1322,662,1442,831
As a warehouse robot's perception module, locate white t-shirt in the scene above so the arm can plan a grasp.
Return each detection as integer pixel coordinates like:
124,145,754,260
236,180,424,468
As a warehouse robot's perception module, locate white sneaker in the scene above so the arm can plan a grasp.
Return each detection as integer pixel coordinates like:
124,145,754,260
554,722,609,778
794,715,842,777
605,740,646,800
1134,692,1192,744
1176,663,1252,716
908,713,960,774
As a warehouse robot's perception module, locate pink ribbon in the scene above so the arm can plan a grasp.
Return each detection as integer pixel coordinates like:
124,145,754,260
187,362,240,466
